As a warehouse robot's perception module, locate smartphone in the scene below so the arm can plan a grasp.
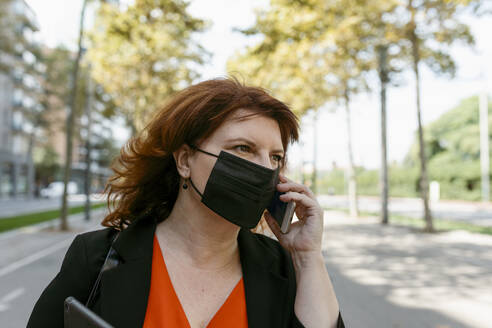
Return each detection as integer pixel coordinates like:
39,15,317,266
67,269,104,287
64,296,114,328
267,190,296,234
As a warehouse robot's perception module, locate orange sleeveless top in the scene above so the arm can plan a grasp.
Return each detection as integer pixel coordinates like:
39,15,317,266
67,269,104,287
143,236,248,328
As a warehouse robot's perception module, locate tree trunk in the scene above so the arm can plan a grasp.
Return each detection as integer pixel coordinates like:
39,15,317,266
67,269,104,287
378,46,389,224
311,109,318,195
60,0,88,231
344,91,359,217
410,19,433,232
84,68,93,221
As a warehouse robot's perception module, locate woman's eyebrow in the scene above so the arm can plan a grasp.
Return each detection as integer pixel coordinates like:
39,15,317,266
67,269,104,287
226,137,284,154
225,137,256,146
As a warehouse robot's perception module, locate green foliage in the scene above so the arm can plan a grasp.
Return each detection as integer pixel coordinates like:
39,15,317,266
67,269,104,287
404,95,492,200
228,0,482,113
407,96,491,162
318,169,346,195
39,46,120,175
88,0,209,130
41,47,74,110
40,46,87,139
317,166,420,198
227,0,398,114
401,0,475,79
317,161,492,201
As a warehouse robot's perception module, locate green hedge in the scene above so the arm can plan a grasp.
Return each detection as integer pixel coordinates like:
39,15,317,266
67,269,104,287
312,165,491,201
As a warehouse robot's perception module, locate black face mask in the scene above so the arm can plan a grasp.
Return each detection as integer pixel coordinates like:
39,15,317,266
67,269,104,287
188,147,280,229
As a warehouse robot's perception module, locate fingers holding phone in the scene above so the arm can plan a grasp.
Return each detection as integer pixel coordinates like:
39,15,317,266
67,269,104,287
266,174,324,254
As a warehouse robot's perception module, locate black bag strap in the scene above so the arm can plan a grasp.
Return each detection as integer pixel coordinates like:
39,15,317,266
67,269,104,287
86,232,120,309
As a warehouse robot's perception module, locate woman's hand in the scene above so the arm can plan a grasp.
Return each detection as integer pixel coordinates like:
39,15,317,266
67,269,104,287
265,175,341,328
264,174,324,258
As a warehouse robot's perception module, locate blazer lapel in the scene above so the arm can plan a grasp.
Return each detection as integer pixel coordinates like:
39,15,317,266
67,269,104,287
100,216,156,328
238,229,289,328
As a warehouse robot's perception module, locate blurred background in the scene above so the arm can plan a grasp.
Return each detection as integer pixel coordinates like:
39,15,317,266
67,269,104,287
0,0,491,327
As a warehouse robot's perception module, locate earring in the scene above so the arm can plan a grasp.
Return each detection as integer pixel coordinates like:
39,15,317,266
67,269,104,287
183,181,188,189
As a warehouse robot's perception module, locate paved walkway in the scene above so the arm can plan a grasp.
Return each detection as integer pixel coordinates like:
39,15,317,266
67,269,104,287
322,211,492,328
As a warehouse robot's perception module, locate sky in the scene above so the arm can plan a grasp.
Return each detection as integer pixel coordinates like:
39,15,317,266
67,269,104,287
25,0,492,171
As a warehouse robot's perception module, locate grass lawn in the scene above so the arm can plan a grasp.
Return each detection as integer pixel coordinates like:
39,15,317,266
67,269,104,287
0,202,107,233
323,207,492,236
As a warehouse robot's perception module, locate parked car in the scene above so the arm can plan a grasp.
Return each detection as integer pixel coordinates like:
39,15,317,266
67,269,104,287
40,181,78,198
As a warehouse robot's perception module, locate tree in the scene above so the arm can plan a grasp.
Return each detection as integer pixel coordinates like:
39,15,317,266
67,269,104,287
305,0,404,221
350,0,404,224
228,0,393,217
88,0,209,131
400,0,475,232
35,47,71,189
60,0,89,231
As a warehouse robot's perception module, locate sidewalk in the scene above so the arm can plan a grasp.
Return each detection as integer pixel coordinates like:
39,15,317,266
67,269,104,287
322,210,492,328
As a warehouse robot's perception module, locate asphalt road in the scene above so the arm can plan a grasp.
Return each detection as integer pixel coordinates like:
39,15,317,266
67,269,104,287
0,210,105,328
0,194,105,219
319,195,492,226
0,243,68,327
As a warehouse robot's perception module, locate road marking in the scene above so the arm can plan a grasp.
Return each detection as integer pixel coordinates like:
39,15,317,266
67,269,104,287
0,288,25,312
0,238,72,278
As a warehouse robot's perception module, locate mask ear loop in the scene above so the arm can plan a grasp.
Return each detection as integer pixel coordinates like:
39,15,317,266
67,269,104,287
187,177,203,198
190,145,219,159
186,144,219,198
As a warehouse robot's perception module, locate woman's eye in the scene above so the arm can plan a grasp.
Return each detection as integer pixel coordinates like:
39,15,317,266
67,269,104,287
272,154,284,163
235,145,251,153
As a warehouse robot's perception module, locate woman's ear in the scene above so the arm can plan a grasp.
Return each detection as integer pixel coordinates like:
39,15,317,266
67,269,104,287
173,144,193,179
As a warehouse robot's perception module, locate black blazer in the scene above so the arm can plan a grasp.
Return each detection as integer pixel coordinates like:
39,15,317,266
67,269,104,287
27,212,344,327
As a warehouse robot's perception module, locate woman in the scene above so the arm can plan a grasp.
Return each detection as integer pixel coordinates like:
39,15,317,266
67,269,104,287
28,78,344,328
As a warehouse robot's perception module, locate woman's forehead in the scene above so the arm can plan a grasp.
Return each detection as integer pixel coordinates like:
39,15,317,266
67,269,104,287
211,110,283,149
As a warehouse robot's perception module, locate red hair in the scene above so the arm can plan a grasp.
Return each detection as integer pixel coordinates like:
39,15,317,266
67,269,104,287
102,77,299,229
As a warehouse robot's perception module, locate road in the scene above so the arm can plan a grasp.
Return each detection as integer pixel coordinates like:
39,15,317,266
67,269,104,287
319,195,492,226
3,194,492,226
0,194,105,219
0,210,106,327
